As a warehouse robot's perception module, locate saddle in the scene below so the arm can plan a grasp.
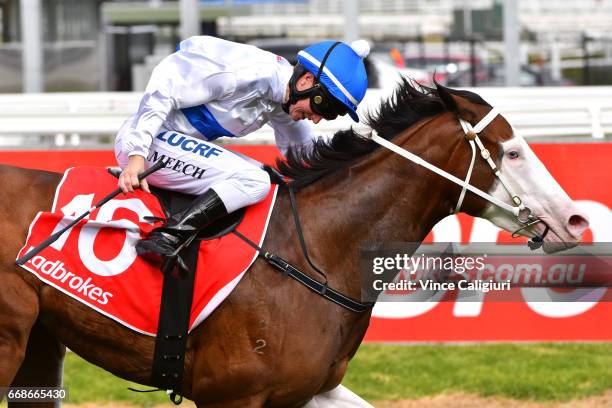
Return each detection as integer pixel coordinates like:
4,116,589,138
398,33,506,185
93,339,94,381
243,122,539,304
103,165,372,402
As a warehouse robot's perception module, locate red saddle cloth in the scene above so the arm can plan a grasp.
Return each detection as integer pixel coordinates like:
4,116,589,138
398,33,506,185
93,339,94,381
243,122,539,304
17,167,277,336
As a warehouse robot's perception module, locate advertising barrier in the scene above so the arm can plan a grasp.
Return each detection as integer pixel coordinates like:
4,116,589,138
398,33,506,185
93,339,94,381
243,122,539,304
1,143,610,342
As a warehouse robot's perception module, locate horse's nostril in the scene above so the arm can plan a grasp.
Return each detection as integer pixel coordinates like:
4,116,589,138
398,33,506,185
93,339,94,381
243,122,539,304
568,214,589,236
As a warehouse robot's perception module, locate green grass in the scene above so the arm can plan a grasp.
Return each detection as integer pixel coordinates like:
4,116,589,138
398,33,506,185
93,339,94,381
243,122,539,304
59,354,172,406
343,343,612,402
3,343,611,406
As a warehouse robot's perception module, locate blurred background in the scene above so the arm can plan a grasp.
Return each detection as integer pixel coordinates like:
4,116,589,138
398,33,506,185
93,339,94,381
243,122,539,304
3,0,612,92
1,0,612,148
1,2,611,407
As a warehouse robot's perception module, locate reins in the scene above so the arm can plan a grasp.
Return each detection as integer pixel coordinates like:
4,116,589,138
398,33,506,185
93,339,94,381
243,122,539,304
234,107,550,313
360,107,549,249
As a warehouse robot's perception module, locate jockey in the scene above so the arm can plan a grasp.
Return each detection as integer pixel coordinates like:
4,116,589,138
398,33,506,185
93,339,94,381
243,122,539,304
114,36,369,261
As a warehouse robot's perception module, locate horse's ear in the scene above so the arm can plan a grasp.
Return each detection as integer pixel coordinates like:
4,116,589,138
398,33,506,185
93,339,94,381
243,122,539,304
435,82,479,123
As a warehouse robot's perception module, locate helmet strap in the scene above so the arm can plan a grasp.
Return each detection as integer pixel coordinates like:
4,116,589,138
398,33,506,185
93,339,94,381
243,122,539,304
315,41,341,82
282,64,313,114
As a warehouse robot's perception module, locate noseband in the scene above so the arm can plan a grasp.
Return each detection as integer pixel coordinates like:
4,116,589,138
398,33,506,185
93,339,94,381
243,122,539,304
362,107,549,250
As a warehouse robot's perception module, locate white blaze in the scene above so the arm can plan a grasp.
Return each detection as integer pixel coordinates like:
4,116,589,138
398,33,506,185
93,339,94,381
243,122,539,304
480,129,588,252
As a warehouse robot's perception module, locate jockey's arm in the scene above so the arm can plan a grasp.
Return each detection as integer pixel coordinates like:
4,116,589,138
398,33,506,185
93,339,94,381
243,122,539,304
122,51,235,159
118,43,236,192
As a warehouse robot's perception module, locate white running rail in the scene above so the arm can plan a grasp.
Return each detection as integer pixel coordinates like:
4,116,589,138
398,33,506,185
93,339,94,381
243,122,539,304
0,86,611,148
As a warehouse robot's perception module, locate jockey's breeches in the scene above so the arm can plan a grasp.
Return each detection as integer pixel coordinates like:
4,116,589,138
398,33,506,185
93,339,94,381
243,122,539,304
115,131,271,213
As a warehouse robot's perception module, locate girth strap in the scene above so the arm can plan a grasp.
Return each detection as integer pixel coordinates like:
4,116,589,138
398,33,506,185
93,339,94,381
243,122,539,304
150,193,200,403
150,242,198,400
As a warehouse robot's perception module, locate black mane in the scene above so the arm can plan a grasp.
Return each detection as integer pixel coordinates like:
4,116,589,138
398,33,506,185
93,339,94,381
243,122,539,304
276,79,490,188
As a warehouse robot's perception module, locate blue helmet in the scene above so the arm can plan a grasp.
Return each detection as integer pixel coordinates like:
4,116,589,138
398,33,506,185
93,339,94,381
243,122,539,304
296,40,369,122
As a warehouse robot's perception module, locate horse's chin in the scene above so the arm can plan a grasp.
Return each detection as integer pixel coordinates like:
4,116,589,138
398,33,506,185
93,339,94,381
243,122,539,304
526,220,581,254
542,241,568,254
542,237,580,254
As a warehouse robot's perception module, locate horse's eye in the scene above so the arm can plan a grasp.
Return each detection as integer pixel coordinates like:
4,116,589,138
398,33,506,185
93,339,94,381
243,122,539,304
507,150,519,159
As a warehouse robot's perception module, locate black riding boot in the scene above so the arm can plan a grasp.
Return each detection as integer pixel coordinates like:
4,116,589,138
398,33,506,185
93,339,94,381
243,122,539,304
136,189,228,262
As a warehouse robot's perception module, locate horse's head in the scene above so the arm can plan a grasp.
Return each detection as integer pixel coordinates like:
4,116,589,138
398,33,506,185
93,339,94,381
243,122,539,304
279,80,588,254
434,84,589,253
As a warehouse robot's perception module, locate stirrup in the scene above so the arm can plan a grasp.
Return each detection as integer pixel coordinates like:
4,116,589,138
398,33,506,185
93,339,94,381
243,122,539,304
161,255,189,278
167,231,198,259
159,232,199,277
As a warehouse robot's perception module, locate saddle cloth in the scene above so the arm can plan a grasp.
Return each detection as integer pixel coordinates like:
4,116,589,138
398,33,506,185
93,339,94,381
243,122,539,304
17,166,278,336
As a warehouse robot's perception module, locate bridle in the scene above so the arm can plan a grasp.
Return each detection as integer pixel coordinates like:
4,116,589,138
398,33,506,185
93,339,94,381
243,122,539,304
361,106,550,250
231,106,550,315
230,106,551,315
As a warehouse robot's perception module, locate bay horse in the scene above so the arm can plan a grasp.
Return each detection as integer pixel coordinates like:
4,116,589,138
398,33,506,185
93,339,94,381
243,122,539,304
1,81,588,407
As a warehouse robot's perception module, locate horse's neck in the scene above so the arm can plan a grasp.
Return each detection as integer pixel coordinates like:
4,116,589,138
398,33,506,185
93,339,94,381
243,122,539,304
306,168,446,248
267,154,450,298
